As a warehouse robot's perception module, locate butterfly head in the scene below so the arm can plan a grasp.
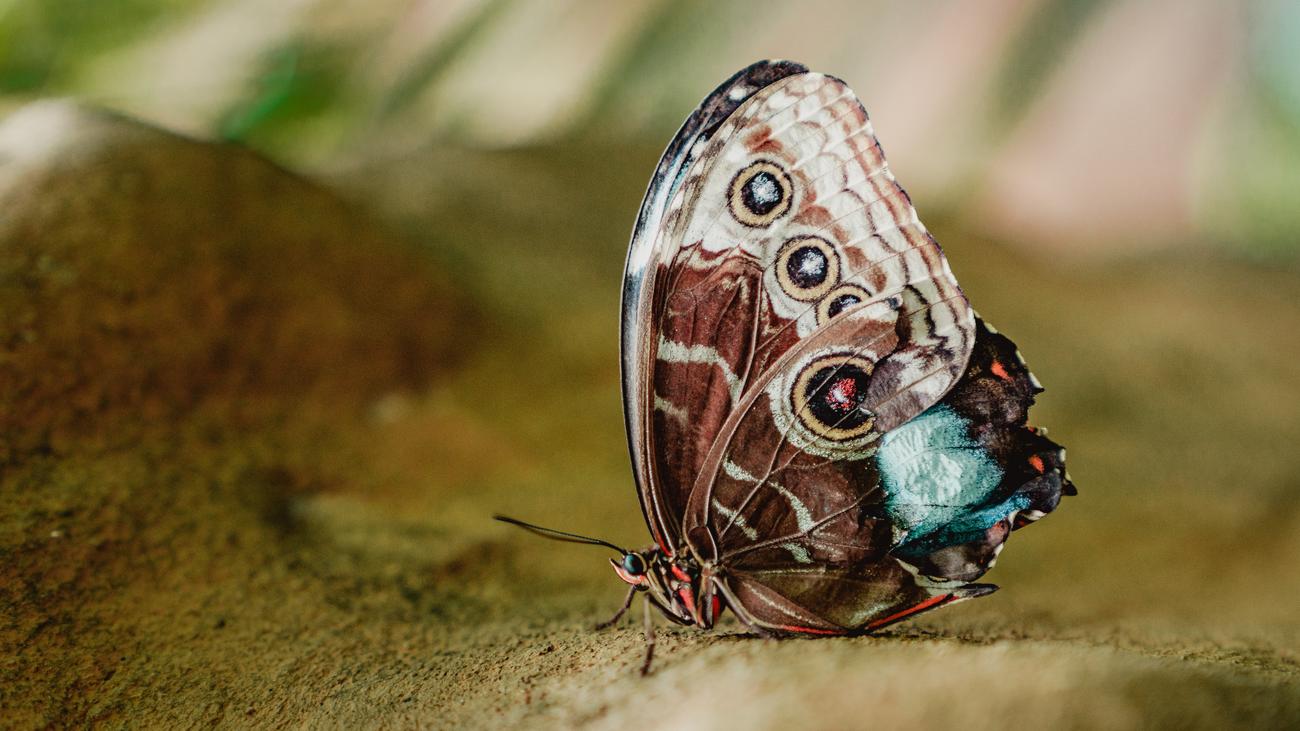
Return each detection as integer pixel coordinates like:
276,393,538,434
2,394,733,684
610,550,650,586
492,515,722,627
610,550,723,629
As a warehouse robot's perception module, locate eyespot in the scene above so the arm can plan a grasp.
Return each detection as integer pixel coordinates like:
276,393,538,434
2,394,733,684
728,160,793,227
775,236,839,301
816,283,871,323
791,354,876,441
622,553,646,576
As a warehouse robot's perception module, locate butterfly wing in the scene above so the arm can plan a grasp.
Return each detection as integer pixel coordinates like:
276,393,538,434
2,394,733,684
623,60,809,552
624,63,977,560
684,315,1071,634
679,284,977,633
628,62,1075,633
891,318,1075,582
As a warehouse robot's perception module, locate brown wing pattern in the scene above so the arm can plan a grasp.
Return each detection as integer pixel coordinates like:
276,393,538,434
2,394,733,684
623,61,809,552
640,69,975,571
679,289,977,632
625,61,1071,635
694,317,1071,634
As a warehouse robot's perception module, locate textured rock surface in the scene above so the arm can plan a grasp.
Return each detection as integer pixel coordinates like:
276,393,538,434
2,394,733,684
2,108,1298,728
0,103,473,727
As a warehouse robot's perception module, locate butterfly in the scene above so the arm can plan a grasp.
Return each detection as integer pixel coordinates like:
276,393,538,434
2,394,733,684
497,60,1073,673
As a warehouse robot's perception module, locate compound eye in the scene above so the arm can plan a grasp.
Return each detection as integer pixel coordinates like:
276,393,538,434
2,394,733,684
622,553,646,576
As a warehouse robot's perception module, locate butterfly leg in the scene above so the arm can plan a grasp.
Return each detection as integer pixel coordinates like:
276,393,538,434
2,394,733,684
640,596,657,676
595,585,638,630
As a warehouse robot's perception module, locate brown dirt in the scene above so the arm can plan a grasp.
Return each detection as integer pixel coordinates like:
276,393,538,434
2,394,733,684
2,106,1298,729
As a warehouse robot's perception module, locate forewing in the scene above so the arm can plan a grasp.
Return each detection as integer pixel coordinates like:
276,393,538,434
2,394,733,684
630,65,975,557
623,60,808,552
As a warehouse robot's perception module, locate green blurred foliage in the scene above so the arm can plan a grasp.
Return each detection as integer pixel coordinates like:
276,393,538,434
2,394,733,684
0,0,1296,259
0,0,200,92
1226,0,1300,258
219,41,351,146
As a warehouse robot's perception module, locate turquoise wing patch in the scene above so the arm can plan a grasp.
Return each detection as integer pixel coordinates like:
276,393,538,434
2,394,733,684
875,404,1024,553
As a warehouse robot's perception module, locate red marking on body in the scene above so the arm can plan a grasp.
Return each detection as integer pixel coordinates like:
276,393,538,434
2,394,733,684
670,565,691,583
826,377,858,412
652,531,670,556
711,596,722,621
990,360,1012,381
1028,454,1046,474
866,594,953,630
677,588,697,619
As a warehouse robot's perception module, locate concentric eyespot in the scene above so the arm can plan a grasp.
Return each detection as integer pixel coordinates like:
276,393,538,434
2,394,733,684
816,283,871,323
791,354,876,441
775,236,839,301
728,160,793,227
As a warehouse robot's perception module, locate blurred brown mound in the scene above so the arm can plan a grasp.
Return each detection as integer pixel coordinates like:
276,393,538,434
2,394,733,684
0,102,473,727
0,102,467,460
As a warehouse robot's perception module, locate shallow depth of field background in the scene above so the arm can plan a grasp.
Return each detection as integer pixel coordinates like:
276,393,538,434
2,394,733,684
2,1,1298,728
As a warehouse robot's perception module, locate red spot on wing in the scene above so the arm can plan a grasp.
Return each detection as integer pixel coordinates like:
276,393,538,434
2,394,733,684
743,125,776,153
990,360,1012,381
826,377,858,411
1028,454,1046,474
795,205,833,228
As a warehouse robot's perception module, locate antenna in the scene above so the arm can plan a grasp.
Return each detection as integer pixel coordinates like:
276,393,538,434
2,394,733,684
493,514,628,555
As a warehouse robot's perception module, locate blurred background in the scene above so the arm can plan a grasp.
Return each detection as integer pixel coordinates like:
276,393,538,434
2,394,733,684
2,0,1298,257
3,1,1299,728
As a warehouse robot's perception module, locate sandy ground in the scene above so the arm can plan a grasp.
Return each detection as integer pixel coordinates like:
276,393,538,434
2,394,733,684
2,104,1298,729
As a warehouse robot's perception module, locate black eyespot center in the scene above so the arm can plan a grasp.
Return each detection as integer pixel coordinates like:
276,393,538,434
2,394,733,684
742,171,784,215
728,161,793,227
791,354,878,441
826,292,862,318
816,284,871,324
775,236,839,301
805,364,873,431
786,246,828,289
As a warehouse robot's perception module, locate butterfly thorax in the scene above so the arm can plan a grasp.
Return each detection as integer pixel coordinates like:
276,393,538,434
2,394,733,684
610,548,723,629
